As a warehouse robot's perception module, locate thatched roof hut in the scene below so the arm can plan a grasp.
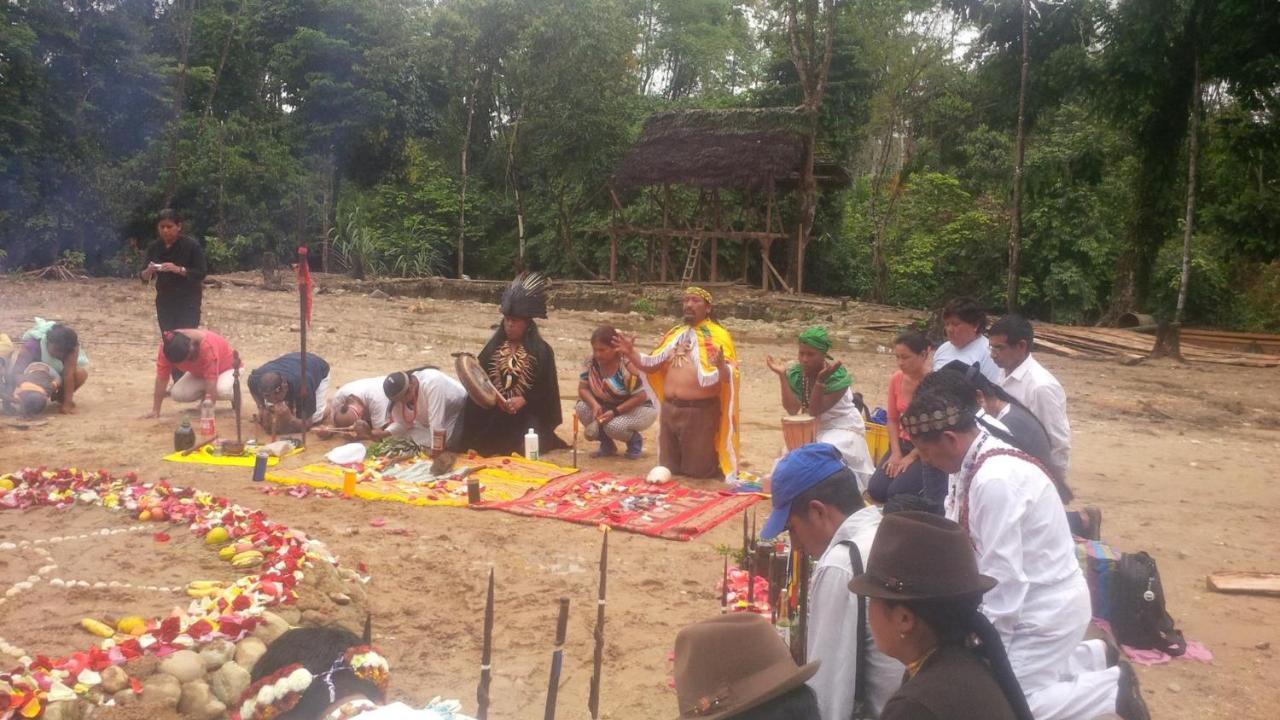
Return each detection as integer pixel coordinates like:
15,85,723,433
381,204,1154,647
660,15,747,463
613,108,849,191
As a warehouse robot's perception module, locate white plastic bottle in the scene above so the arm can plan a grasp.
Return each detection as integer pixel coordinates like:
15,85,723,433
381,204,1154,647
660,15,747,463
524,428,540,461
199,398,216,438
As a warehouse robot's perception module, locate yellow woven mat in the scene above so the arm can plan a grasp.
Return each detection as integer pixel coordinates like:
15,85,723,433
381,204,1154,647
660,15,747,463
163,444,303,467
265,453,575,507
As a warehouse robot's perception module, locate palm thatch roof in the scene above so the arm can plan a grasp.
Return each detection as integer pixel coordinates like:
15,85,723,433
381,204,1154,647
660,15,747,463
614,108,849,191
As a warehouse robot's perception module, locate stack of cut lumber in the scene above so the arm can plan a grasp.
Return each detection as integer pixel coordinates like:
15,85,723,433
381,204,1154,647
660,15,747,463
1033,323,1280,368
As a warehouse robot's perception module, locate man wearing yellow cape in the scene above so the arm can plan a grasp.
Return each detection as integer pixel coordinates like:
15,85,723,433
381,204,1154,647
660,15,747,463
615,287,740,481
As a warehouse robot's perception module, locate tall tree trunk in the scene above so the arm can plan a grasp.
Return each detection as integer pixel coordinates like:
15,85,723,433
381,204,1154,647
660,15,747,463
216,120,227,243
321,149,336,273
1007,0,1031,313
504,107,526,271
162,0,197,206
1175,54,1201,324
457,72,481,279
202,0,246,125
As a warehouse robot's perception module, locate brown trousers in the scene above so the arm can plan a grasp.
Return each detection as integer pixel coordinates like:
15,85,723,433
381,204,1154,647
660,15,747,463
659,397,721,479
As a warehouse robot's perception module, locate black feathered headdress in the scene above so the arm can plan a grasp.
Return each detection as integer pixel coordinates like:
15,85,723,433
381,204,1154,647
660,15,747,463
499,272,550,319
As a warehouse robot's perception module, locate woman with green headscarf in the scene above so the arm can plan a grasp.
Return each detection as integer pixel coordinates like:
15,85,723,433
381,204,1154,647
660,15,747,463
766,326,875,486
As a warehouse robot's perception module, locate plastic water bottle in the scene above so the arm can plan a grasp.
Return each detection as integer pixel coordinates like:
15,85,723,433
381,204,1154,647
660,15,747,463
199,399,216,438
524,428,540,461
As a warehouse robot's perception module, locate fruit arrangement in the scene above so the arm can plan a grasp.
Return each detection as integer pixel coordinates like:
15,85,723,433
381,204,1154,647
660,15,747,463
0,467,353,719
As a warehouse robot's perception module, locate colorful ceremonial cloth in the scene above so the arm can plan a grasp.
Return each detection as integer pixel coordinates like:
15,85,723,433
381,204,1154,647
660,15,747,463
637,320,741,482
479,471,762,541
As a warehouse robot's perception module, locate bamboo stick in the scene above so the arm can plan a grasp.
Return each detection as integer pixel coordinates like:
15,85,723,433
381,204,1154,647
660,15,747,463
477,568,495,720
543,597,570,720
588,530,609,720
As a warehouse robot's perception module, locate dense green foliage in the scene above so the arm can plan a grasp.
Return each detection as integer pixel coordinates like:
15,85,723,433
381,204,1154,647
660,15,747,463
1,0,1277,328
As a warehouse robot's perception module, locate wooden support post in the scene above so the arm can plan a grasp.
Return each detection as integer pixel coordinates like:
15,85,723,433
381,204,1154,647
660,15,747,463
710,190,721,283
608,229,618,283
661,185,672,282
761,239,771,291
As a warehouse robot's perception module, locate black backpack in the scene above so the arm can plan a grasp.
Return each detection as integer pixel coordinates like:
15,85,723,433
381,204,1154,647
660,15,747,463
1109,551,1186,656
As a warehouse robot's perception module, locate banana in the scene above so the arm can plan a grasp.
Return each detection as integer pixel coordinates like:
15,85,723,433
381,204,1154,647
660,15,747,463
80,618,115,638
218,546,238,561
231,550,264,568
188,580,224,590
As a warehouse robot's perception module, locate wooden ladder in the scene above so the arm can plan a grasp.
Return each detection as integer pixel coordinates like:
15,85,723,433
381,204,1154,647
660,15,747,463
681,236,704,283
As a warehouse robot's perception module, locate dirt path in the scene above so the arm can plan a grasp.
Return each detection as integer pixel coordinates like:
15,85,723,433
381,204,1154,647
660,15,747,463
1,277,1277,719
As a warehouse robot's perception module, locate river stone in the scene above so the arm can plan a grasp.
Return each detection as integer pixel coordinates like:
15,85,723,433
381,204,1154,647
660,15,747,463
211,660,251,705
158,649,205,683
111,689,137,707
275,607,302,625
199,639,235,670
252,610,290,644
235,637,267,671
99,665,130,695
42,700,86,720
179,680,226,720
140,673,182,709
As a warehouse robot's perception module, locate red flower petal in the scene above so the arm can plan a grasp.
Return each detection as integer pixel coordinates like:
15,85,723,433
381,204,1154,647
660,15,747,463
153,532,170,543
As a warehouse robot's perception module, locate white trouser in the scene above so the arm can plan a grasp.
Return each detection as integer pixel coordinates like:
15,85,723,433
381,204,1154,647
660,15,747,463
816,424,875,490
171,369,235,403
1004,574,1120,720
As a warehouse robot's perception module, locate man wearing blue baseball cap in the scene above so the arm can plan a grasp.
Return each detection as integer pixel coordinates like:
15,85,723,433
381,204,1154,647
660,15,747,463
762,442,902,720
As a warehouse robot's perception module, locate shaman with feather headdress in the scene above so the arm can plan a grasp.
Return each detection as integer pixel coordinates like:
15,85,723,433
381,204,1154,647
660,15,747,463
459,272,569,456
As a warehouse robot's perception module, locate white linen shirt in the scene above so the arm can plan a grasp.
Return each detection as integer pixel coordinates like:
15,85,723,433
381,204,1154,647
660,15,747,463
331,376,391,429
946,432,1083,641
386,369,467,446
999,353,1071,480
806,505,903,720
932,335,1001,382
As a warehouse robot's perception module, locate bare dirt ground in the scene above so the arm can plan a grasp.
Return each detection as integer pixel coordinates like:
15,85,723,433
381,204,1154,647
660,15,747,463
1,276,1278,719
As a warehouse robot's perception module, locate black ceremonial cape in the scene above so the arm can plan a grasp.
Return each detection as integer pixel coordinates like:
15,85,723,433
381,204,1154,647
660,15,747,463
459,322,568,456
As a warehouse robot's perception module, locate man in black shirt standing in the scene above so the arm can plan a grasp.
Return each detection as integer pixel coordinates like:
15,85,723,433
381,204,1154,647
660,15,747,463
141,209,207,332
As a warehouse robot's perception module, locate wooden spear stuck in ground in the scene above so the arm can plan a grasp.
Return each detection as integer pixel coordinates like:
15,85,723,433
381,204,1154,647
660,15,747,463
589,528,609,720
297,247,310,448
721,554,729,613
544,597,570,720
477,568,495,720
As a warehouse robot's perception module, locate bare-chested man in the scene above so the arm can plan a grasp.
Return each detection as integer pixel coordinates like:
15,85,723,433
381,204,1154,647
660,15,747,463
615,287,741,481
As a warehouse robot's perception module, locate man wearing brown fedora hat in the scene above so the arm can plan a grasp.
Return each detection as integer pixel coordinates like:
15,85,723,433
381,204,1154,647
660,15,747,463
761,443,902,720
899,385,1139,720
672,613,820,720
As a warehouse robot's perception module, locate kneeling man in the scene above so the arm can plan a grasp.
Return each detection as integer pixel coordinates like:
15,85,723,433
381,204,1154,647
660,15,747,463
761,443,902,719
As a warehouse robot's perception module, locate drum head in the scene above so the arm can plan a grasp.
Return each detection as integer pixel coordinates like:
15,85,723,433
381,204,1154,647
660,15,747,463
454,352,499,409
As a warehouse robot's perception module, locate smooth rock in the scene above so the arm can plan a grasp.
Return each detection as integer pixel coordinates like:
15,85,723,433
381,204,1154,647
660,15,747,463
140,673,182,709
210,660,251,705
1256,641,1271,651
1167,682,1182,693
178,680,226,720
328,592,351,605
41,700,86,720
199,639,235,670
111,689,137,707
235,637,267,671
252,610,290,644
158,649,205,683
99,665,130,694
275,607,302,625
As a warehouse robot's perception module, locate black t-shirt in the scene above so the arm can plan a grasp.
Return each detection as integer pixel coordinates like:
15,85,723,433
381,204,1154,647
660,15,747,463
145,235,207,299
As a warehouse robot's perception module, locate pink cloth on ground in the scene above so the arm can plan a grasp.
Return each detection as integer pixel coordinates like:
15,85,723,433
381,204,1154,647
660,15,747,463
1093,619,1214,666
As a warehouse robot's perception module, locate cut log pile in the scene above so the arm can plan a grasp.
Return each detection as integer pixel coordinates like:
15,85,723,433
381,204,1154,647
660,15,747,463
1033,323,1280,368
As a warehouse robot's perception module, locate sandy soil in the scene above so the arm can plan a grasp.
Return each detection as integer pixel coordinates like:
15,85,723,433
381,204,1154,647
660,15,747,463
1,276,1278,719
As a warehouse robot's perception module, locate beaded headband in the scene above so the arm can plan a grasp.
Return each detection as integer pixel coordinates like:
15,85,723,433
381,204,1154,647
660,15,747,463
233,646,391,720
900,405,964,437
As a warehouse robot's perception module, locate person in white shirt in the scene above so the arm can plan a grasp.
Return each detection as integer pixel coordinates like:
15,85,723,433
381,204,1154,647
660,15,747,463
382,369,467,450
900,385,1145,720
766,326,876,489
931,297,1000,383
761,443,903,719
988,315,1100,539
325,375,392,440
988,315,1071,480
